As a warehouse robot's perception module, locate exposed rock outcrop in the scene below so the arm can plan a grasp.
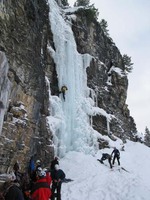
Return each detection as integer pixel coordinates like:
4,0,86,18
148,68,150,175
70,9,137,141
0,0,55,173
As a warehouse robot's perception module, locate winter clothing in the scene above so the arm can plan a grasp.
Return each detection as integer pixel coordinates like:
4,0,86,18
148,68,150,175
100,153,112,168
13,162,23,184
111,148,120,165
31,178,51,200
51,167,66,200
3,181,25,200
45,172,52,187
28,157,35,178
30,161,42,183
60,86,68,101
21,173,31,200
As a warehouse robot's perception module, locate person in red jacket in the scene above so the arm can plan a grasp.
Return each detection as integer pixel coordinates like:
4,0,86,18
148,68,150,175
31,170,51,200
43,168,52,187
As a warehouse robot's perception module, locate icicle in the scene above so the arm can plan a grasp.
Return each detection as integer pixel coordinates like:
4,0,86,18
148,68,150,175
107,118,110,135
0,52,11,135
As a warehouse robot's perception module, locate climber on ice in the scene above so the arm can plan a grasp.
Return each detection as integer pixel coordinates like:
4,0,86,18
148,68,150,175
60,85,68,101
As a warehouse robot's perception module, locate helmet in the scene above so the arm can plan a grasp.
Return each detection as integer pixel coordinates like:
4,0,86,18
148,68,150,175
7,172,16,181
55,164,59,170
37,170,46,177
36,160,41,164
37,167,42,171
43,168,48,172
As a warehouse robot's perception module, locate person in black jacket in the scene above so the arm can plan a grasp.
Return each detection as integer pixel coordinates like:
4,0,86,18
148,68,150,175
30,160,42,183
13,162,23,185
51,164,65,200
3,180,24,200
111,147,120,166
98,153,112,168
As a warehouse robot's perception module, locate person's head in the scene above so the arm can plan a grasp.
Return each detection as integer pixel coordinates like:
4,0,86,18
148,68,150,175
37,167,42,172
43,168,48,173
54,156,58,160
36,160,41,166
55,164,59,170
37,170,46,179
114,147,116,150
13,162,19,172
8,172,16,182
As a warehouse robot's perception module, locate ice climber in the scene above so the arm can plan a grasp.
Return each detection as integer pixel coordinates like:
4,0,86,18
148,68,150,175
60,86,68,101
98,153,112,168
111,147,120,166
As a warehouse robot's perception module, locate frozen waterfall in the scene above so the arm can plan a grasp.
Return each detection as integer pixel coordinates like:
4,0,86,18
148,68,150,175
46,0,111,157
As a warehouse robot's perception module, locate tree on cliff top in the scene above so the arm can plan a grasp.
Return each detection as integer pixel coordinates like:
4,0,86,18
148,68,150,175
123,54,133,73
74,0,99,21
74,0,90,7
144,126,150,147
99,19,109,36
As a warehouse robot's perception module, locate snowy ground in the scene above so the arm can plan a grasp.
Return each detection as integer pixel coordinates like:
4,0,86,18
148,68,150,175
60,141,150,200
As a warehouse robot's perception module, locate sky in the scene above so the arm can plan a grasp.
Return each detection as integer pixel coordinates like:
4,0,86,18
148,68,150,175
60,140,150,200
68,0,150,133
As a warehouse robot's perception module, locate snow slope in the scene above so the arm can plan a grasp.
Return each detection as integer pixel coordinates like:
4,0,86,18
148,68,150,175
60,141,150,200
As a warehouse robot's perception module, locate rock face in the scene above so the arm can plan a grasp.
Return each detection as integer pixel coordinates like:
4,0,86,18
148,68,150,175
71,10,137,140
0,1,137,173
0,0,55,173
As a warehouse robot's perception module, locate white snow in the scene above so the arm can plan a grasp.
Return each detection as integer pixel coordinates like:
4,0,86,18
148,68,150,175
64,6,84,14
60,141,150,200
111,66,126,77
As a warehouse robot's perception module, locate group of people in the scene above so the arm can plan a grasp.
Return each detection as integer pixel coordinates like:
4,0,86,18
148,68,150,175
0,157,66,200
0,148,120,200
98,147,120,169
